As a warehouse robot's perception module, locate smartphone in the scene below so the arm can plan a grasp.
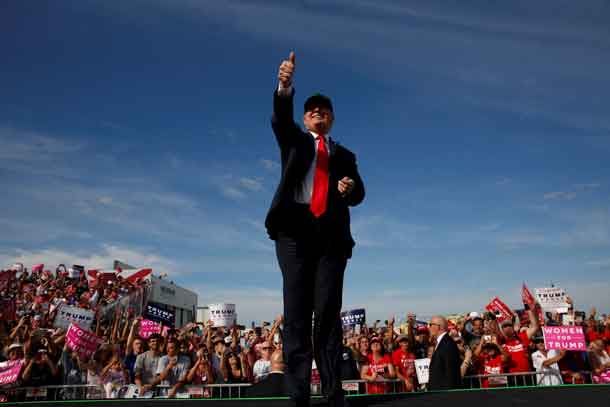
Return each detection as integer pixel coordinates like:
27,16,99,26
483,335,492,342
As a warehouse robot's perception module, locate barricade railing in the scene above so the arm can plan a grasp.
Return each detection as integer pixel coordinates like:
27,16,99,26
2,372,604,402
463,371,564,389
0,384,103,402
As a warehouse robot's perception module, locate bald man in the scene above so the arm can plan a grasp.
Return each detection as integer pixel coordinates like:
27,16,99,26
247,350,288,397
428,316,462,390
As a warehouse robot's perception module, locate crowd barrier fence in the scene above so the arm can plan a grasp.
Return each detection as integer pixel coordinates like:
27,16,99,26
0,371,605,402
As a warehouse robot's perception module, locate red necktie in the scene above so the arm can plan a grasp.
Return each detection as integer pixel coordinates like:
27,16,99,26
310,135,329,217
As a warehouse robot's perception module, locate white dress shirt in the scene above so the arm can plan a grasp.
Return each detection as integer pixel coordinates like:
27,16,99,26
278,82,331,205
435,332,447,350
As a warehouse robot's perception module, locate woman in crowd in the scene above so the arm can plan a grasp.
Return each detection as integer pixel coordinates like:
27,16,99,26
473,336,509,388
360,336,396,394
588,339,610,383
100,354,129,398
530,336,565,386
186,347,215,385
222,351,249,383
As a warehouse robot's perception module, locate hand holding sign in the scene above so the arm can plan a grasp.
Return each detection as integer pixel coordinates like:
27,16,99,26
278,51,296,88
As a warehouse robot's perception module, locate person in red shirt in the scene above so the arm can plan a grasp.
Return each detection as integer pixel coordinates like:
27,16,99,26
499,308,538,385
360,336,396,394
392,334,416,392
473,336,510,388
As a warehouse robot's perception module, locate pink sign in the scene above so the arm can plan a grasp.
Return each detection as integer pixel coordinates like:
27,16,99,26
485,297,514,323
542,326,586,351
66,323,102,360
139,319,162,339
0,359,24,385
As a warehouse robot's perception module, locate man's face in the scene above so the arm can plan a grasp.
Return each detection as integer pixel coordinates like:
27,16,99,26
133,339,143,354
149,338,159,351
166,342,177,357
214,341,225,354
303,105,334,134
502,325,515,338
399,340,409,351
472,319,483,335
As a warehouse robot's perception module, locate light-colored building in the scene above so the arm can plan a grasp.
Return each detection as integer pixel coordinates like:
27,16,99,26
149,275,198,328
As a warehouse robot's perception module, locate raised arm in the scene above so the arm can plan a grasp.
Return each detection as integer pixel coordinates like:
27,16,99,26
272,51,303,149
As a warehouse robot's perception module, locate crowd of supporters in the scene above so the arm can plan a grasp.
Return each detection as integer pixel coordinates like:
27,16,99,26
1,263,610,400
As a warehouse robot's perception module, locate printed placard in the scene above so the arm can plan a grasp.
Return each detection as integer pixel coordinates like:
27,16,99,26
414,358,430,384
341,309,366,328
145,302,176,325
139,319,162,339
485,297,514,323
208,303,236,327
0,359,24,386
535,287,569,313
54,304,95,330
65,323,102,360
542,326,586,351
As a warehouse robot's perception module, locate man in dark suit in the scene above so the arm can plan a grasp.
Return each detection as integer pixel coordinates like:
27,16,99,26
428,316,462,390
265,51,365,407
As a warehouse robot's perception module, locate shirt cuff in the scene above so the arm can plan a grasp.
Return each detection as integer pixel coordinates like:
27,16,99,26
277,82,293,97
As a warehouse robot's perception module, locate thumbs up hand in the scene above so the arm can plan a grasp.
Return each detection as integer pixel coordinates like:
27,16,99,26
278,51,296,88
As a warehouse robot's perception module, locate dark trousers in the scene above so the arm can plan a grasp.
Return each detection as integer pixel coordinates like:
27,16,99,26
275,209,348,406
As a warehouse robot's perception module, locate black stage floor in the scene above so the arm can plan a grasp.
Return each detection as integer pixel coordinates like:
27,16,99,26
9,386,610,407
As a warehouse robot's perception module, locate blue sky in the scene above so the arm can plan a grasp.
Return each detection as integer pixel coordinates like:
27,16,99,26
1,0,609,324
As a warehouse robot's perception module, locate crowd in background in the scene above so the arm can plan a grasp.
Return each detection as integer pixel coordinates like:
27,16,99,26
1,263,610,400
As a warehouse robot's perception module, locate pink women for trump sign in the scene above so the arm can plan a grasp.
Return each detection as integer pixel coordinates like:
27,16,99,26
542,325,586,351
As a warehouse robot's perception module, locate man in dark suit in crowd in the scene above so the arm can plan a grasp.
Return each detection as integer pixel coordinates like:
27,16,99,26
247,349,288,397
266,51,365,407
428,316,462,390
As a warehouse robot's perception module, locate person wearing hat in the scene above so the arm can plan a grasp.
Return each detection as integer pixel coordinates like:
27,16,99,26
498,309,539,384
473,335,510,388
267,51,365,407
392,315,417,392
360,336,395,394
6,343,24,362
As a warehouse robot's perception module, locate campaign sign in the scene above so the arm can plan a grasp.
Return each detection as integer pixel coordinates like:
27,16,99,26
341,308,366,328
485,297,514,323
0,359,24,386
145,302,175,325
65,323,102,360
54,304,95,330
139,319,162,339
535,287,569,313
414,358,430,384
542,325,586,351
208,303,236,327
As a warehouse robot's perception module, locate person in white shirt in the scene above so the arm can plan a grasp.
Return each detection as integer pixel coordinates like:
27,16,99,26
531,337,564,386
252,341,273,382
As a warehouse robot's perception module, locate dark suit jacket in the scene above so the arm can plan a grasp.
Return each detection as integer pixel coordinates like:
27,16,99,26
246,372,288,397
428,333,462,390
265,89,365,257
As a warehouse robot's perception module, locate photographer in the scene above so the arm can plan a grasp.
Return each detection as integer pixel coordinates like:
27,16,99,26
22,346,58,387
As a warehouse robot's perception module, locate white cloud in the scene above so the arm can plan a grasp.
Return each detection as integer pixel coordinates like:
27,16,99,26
543,191,577,200
259,159,280,171
239,177,263,192
0,244,179,276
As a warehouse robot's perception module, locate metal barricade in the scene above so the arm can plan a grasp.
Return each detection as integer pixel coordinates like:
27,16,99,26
154,383,252,399
463,371,564,389
337,379,407,396
0,385,103,402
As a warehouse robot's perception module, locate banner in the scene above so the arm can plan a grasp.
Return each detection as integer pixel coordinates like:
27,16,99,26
145,302,175,325
208,303,236,327
414,358,430,384
535,287,569,313
0,359,24,386
65,323,102,360
54,305,95,330
340,308,366,328
485,297,514,323
139,319,162,339
542,326,586,351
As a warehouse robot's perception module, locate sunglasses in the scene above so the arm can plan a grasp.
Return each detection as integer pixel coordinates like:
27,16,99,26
262,347,273,350
428,323,441,327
